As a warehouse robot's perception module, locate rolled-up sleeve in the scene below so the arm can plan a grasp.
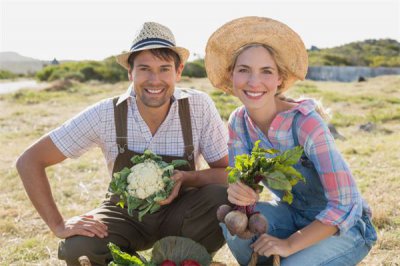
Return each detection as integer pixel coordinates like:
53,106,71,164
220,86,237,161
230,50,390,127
49,100,105,158
299,114,363,234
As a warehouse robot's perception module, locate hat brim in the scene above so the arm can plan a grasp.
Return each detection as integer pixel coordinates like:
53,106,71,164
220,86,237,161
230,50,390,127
115,46,190,70
205,16,308,94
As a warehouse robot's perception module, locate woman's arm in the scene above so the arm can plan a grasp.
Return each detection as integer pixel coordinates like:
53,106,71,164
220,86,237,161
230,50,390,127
252,220,337,257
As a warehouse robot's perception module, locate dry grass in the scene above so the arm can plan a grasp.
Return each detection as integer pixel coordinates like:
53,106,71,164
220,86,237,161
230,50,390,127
0,76,399,265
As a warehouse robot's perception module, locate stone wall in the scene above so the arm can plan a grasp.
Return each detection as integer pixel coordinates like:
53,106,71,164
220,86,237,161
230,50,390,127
306,66,400,82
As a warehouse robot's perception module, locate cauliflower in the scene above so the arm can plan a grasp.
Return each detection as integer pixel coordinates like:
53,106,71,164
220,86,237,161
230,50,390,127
109,150,188,221
127,160,165,199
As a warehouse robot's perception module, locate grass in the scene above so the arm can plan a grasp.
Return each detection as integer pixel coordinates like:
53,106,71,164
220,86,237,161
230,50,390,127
1,76,399,265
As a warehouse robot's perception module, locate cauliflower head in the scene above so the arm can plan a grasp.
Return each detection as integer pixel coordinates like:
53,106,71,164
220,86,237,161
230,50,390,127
127,159,165,199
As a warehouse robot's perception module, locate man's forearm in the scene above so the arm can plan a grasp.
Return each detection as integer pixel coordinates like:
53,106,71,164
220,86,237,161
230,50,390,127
181,168,228,187
17,153,64,233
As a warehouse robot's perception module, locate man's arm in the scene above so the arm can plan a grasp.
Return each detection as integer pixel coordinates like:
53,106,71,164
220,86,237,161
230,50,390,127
180,155,229,187
16,135,108,239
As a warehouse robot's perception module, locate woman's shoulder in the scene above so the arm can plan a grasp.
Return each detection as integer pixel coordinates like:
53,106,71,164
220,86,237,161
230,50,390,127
293,99,329,136
228,105,246,124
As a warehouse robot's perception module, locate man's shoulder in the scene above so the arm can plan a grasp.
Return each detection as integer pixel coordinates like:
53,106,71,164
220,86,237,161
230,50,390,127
175,87,208,99
175,87,213,107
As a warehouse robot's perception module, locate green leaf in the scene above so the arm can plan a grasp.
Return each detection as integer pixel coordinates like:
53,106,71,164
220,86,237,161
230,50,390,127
265,171,292,191
138,203,154,221
277,146,304,165
107,242,145,265
149,202,161,213
282,191,293,204
171,159,189,168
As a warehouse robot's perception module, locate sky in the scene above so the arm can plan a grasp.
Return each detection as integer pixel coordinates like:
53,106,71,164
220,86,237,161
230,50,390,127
0,0,399,61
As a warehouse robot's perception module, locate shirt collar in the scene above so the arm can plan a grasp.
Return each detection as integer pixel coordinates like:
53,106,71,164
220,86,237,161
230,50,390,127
116,83,190,106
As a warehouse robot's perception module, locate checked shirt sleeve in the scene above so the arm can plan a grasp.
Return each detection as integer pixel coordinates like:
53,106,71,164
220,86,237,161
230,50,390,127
49,99,106,159
227,108,252,167
297,112,363,234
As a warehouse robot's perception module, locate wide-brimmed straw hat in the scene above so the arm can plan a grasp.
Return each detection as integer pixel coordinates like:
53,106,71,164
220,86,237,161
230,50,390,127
205,16,308,94
115,22,190,70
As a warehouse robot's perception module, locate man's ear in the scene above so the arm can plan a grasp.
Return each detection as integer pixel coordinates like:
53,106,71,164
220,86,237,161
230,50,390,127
175,63,184,82
128,68,133,81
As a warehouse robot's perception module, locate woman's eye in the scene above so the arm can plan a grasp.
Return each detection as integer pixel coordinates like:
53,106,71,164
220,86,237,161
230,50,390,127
238,68,249,73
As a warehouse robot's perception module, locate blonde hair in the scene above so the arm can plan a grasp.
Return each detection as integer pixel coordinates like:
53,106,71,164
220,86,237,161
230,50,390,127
228,43,330,121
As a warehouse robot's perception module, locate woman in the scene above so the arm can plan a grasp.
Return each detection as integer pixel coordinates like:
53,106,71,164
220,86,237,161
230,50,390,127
205,17,377,265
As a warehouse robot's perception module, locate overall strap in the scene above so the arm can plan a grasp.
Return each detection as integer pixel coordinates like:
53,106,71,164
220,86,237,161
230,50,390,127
178,98,196,170
113,97,128,154
292,111,302,147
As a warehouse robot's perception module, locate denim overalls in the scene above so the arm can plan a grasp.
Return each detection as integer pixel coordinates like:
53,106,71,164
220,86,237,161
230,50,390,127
221,112,377,266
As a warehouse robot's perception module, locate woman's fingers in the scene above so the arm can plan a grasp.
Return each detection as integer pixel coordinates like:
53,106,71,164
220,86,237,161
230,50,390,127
227,182,259,205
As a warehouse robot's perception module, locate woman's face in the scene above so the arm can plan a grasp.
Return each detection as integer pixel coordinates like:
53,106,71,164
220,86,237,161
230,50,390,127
231,46,282,110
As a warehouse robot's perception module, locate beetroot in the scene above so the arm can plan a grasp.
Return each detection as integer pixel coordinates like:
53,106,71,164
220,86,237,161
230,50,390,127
248,213,268,235
236,228,254,239
224,210,248,235
161,260,177,266
216,204,232,222
180,259,201,266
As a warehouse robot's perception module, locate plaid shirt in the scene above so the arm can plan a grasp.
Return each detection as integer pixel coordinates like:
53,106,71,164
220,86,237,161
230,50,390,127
50,85,228,176
228,99,371,234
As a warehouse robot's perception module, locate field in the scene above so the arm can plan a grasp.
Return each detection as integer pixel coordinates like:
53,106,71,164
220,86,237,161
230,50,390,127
0,76,399,265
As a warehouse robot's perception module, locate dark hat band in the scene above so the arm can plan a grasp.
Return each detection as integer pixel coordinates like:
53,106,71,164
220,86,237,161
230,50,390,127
130,38,175,51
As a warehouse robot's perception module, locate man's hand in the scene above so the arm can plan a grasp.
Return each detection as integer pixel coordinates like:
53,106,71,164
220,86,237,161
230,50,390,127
251,234,294,258
227,181,259,206
158,171,184,205
53,215,108,239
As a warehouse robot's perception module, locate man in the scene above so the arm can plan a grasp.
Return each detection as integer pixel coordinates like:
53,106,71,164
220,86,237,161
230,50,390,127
16,22,229,265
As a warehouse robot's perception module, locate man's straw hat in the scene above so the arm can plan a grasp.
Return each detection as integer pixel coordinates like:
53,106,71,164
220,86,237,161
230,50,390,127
116,22,190,70
205,16,308,94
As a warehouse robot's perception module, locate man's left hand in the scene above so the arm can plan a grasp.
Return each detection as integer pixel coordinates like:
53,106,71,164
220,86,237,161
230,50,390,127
157,171,185,205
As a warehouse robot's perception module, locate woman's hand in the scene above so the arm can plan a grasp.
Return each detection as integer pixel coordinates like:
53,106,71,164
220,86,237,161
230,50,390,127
227,181,259,206
53,215,108,239
251,234,294,258
158,170,184,205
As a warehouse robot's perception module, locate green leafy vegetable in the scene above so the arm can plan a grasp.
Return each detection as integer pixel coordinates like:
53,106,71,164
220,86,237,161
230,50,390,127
108,242,150,266
227,140,305,204
109,150,188,221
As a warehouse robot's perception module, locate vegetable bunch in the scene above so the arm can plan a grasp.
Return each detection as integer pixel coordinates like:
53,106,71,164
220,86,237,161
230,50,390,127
109,150,188,221
218,140,305,239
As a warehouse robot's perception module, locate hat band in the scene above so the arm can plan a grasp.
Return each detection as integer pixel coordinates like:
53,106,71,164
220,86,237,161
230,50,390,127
130,38,175,51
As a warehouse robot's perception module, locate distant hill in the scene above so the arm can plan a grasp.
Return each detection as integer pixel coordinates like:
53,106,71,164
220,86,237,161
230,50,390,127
0,52,46,74
308,39,400,67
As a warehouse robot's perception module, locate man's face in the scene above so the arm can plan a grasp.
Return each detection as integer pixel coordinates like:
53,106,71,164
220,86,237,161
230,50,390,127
129,50,183,109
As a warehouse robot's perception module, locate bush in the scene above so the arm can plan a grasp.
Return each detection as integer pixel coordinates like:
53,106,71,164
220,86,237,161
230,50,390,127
0,70,18,79
182,59,206,78
35,59,127,83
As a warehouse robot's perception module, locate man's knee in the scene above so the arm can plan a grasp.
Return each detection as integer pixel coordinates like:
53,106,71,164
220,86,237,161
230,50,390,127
58,236,111,266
